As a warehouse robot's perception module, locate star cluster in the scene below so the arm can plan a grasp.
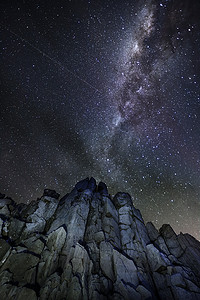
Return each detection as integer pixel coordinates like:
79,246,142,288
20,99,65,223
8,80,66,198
0,0,200,239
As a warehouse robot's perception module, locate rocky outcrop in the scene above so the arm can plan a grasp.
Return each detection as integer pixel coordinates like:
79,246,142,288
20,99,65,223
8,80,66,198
0,177,200,299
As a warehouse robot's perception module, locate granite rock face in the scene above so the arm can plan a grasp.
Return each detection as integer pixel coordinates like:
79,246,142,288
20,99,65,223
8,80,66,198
0,178,200,299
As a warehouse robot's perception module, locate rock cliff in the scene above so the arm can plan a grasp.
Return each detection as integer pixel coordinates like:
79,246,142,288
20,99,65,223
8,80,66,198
0,178,200,299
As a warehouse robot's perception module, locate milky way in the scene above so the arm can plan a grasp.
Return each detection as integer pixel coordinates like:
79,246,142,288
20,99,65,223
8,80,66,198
1,0,200,239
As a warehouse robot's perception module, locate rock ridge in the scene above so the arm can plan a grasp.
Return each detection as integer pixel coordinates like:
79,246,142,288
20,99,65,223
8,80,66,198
0,177,200,299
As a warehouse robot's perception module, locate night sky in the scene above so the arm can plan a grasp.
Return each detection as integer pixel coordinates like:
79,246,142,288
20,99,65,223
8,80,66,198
1,0,200,239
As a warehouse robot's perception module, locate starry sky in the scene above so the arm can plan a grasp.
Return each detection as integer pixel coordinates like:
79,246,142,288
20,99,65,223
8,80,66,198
1,0,200,239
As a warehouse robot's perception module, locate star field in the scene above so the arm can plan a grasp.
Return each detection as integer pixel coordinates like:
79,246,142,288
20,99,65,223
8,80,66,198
0,0,200,239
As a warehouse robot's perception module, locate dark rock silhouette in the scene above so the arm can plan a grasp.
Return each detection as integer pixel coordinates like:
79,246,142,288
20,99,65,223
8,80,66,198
0,178,200,299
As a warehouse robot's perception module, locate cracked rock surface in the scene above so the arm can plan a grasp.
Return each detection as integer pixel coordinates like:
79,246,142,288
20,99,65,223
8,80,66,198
0,177,200,299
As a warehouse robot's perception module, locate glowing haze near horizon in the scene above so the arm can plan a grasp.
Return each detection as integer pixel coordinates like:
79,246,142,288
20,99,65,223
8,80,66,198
1,0,200,239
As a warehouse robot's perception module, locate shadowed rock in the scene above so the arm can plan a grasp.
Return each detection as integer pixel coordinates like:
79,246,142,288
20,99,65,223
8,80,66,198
97,181,108,195
75,177,89,191
43,189,60,199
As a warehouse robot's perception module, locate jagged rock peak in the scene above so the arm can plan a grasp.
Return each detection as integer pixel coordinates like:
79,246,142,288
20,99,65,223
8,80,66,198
0,178,200,299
